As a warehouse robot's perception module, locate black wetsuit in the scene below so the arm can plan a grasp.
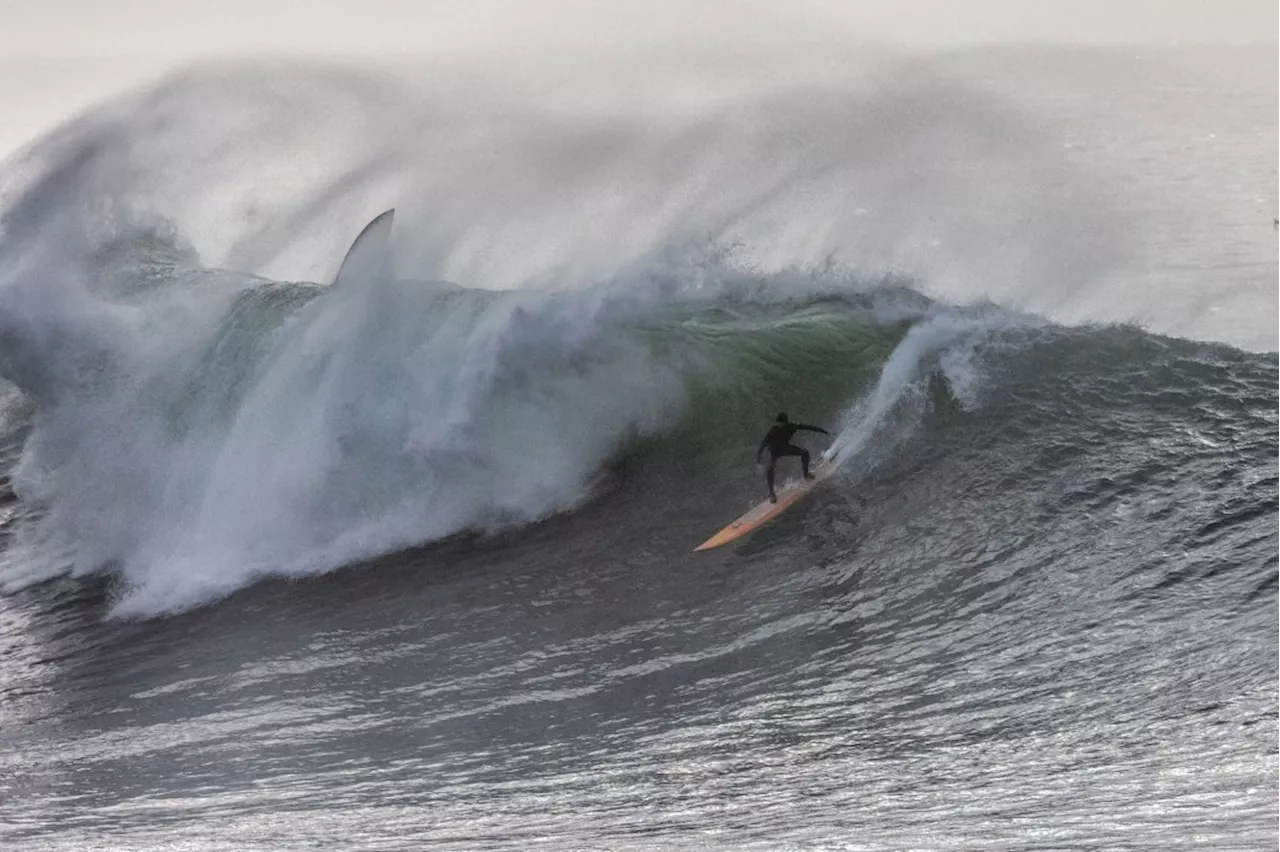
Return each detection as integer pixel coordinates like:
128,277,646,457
757,421,829,499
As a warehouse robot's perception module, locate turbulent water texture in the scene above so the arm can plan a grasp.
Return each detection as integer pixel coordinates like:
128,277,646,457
0,46,1276,851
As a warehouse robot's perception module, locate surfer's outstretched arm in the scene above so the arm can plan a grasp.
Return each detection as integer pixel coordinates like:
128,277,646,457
796,423,830,435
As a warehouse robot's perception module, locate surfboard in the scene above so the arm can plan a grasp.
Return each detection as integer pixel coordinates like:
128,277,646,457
694,456,838,551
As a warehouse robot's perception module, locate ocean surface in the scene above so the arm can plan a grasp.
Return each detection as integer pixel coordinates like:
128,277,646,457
0,45,1275,850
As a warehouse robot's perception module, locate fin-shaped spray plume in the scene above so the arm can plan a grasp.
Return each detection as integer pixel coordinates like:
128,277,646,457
332,209,394,290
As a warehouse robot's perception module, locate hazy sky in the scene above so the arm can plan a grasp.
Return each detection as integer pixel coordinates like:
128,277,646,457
3,0,1277,59
0,1,1275,158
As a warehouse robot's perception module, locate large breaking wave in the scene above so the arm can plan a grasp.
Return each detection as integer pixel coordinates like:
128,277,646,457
0,61,1269,616
0,203,1005,614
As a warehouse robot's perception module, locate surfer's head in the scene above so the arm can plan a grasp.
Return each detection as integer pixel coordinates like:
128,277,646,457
776,412,788,423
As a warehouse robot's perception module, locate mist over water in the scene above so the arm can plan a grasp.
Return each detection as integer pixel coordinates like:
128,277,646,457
5,53,1137,290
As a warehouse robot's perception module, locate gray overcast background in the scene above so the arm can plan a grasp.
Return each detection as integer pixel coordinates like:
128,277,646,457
3,0,1278,56
0,0,1276,158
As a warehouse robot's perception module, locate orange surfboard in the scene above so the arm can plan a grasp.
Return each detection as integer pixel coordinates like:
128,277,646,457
694,457,838,551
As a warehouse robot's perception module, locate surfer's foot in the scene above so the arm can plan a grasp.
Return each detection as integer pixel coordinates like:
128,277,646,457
769,492,778,503
804,472,815,480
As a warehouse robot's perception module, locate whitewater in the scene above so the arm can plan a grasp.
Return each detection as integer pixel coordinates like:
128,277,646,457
0,44,1275,851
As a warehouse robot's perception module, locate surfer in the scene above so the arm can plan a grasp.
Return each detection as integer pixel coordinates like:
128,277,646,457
756,412,830,503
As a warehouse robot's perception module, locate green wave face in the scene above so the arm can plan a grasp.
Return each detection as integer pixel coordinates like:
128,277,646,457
0,242,1274,617
0,251,917,610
